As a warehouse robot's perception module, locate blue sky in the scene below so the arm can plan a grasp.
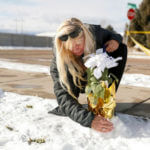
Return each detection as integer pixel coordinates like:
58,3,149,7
0,0,143,35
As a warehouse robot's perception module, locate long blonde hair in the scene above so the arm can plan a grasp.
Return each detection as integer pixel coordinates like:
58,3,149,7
55,18,96,99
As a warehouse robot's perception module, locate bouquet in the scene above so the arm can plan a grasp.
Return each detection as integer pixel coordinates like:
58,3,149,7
84,48,122,119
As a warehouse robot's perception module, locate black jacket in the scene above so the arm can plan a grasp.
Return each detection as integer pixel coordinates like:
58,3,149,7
49,24,124,127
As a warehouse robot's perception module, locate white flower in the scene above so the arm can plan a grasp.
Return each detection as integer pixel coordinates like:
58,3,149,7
84,56,97,69
96,48,103,54
84,48,122,79
93,67,102,79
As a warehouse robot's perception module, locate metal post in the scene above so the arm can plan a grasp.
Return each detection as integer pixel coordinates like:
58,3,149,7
126,21,130,45
15,18,18,33
21,18,24,34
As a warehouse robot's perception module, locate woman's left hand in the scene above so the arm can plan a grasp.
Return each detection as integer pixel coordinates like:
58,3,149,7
105,40,119,52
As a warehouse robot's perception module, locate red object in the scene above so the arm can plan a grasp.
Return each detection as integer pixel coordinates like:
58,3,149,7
127,8,135,20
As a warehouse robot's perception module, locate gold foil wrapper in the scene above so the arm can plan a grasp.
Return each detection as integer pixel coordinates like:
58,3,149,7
88,81,116,119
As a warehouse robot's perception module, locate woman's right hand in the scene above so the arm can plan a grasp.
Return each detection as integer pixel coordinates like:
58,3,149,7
91,115,114,132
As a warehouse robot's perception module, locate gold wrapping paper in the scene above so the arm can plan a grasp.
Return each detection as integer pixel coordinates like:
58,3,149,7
87,81,116,119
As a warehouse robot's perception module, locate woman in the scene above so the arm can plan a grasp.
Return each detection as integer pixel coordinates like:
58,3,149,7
49,18,127,132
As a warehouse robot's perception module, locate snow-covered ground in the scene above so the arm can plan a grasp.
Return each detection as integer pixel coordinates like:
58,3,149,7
0,53,150,150
0,60,50,75
128,55,150,59
0,46,52,50
121,73,150,88
0,90,150,150
36,32,55,37
128,51,150,59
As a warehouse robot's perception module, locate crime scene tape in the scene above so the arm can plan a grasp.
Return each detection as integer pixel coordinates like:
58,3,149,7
129,36,150,56
126,31,150,56
126,31,150,35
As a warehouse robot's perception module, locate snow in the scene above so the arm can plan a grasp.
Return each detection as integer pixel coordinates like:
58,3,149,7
0,53,150,149
0,60,50,75
0,91,150,150
128,51,150,59
0,89,4,98
0,46,52,51
36,32,56,37
128,51,146,55
121,73,150,88
128,55,150,59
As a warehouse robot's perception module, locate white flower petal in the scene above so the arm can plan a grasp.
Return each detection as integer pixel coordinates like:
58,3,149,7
93,67,102,79
96,48,103,54
114,57,122,62
106,62,118,69
84,49,122,71
84,57,97,68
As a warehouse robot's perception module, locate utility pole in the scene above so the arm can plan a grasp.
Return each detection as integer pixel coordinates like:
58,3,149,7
21,18,24,34
15,18,18,33
126,3,137,45
14,18,24,34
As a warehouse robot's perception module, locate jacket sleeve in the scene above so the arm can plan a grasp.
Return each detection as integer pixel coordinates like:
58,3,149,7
91,24,123,46
50,57,95,127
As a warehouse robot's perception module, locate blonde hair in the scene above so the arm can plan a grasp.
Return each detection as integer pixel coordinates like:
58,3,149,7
55,18,96,99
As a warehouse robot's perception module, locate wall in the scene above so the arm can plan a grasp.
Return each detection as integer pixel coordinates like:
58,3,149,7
0,33,53,47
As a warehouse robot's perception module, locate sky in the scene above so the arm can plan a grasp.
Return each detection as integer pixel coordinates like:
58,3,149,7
0,0,143,35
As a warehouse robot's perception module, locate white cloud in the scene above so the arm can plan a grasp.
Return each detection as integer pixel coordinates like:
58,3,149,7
0,0,143,34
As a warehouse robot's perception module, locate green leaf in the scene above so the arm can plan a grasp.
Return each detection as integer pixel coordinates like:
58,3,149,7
86,69,91,83
100,68,109,81
103,68,108,77
109,73,119,83
95,84,103,94
98,87,105,99
91,83,97,93
108,78,113,85
90,76,98,83
93,97,98,105
85,86,92,95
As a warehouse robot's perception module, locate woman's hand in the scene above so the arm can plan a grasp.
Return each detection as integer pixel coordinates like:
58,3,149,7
91,115,114,133
105,40,119,52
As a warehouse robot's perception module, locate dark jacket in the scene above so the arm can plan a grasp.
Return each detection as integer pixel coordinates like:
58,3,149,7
49,24,125,127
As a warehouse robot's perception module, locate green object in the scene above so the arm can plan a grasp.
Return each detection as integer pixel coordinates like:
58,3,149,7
128,3,137,9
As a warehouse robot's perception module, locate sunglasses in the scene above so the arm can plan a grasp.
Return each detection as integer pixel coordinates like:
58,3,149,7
59,27,82,41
